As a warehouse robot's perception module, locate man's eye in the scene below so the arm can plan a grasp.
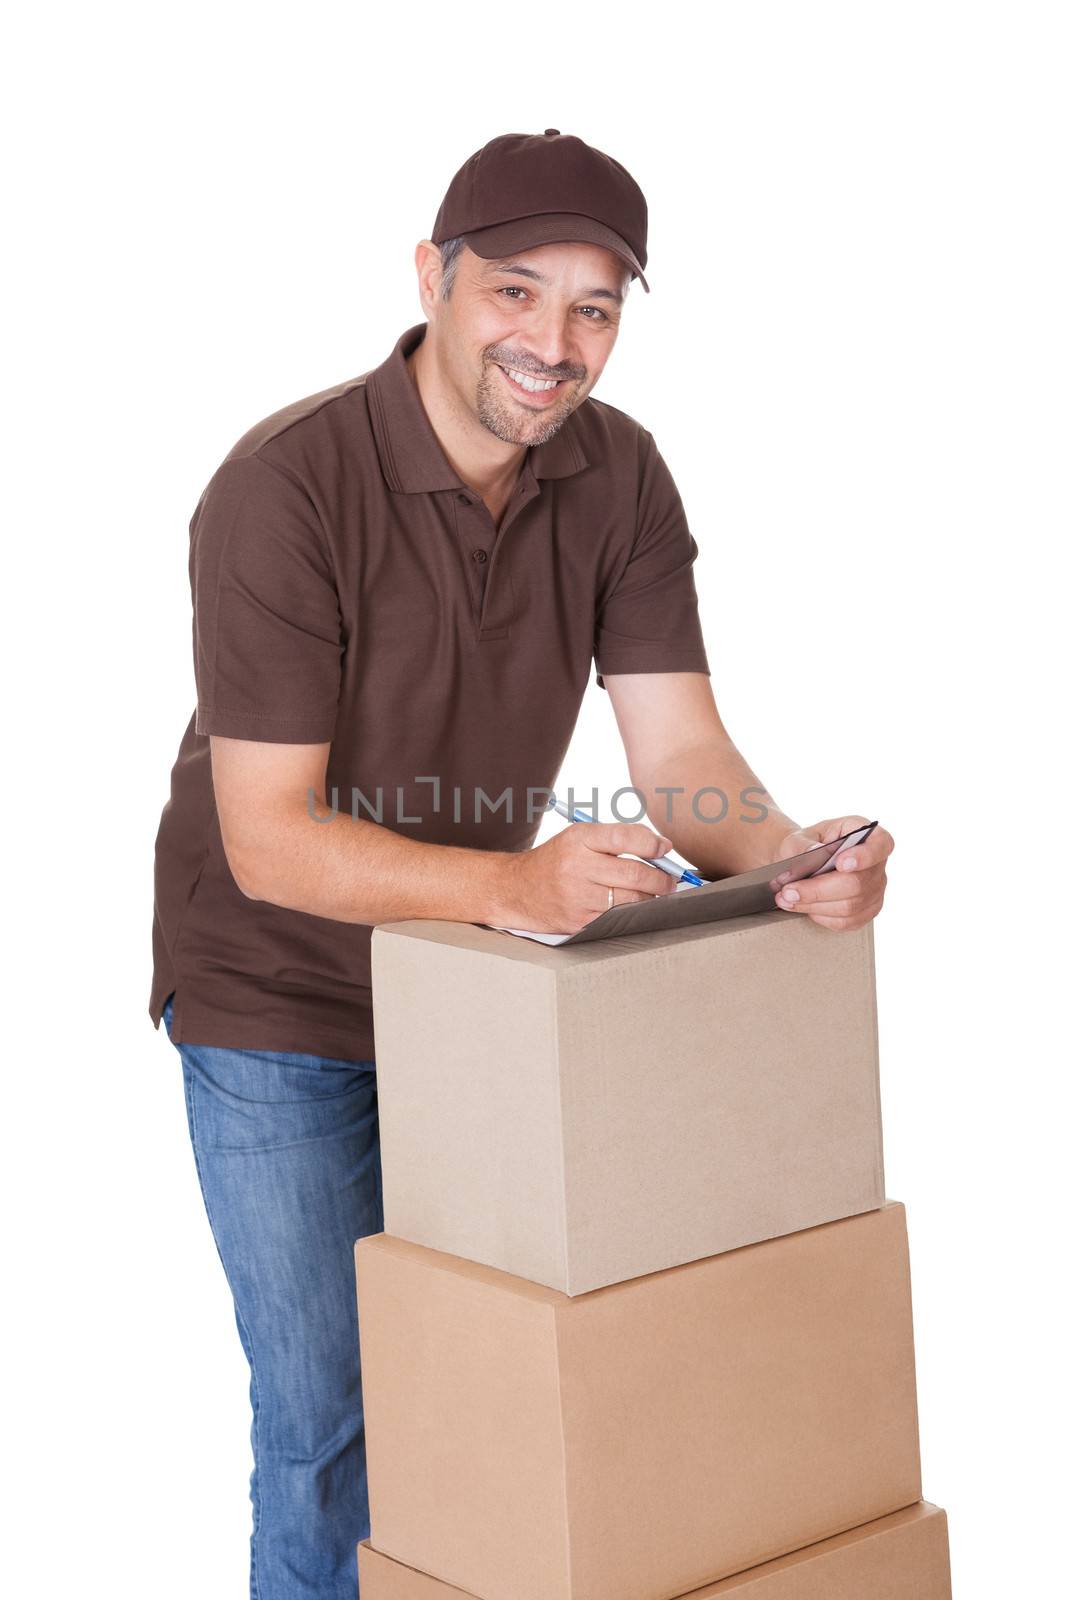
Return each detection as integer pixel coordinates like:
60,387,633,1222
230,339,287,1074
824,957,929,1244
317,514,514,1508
497,288,609,322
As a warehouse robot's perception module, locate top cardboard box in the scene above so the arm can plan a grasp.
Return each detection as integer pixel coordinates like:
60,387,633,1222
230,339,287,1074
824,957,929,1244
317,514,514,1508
371,909,884,1294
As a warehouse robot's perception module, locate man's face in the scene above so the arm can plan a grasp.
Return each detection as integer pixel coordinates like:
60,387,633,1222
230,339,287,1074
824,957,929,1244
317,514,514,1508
431,240,629,448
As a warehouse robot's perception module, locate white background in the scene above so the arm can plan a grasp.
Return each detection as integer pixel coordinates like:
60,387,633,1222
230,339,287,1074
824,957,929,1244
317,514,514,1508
5,3,1063,1595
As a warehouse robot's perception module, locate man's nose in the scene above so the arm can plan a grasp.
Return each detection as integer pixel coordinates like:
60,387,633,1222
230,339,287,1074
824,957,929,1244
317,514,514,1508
520,308,579,376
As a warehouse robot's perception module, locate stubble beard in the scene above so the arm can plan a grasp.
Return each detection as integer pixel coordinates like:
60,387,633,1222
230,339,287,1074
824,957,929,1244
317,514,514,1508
475,359,586,448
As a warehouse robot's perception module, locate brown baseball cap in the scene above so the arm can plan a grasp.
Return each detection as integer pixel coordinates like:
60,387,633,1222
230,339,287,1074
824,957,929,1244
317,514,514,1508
431,129,650,294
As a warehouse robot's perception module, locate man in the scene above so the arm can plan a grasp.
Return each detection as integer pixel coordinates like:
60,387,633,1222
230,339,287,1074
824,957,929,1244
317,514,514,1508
150,130,893,1598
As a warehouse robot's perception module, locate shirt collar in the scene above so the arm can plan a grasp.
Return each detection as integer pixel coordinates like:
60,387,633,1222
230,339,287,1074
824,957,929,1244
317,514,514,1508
365,322,590,494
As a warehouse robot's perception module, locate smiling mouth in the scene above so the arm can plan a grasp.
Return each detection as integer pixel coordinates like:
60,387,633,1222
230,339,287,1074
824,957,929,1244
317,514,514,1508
495,362,571,399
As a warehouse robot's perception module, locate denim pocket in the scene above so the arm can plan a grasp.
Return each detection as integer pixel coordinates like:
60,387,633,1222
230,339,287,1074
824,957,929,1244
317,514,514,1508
177,1037,379,1154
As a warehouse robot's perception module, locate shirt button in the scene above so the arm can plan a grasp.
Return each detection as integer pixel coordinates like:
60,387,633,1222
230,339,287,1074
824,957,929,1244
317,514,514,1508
472,548,488,563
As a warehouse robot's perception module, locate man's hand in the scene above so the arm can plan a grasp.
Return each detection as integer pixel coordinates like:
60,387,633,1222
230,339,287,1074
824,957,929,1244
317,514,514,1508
770,816,894,931
496,821,679,935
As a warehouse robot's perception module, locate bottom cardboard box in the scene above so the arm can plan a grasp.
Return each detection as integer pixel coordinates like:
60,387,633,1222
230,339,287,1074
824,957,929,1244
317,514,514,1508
357,1205,921,1600
357,1500,951,1599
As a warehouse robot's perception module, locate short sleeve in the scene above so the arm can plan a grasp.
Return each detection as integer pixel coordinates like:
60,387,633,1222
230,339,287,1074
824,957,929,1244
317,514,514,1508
189,451,343,742
592,430,710,689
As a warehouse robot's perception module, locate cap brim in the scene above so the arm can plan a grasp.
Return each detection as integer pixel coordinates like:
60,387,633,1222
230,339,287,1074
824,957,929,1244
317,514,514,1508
461,212,649,294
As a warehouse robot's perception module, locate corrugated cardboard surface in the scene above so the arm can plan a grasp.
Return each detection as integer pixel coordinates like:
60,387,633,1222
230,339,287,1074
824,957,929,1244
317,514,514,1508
356,1204,922,1600
357,1500,951,1599
371,911,884,1294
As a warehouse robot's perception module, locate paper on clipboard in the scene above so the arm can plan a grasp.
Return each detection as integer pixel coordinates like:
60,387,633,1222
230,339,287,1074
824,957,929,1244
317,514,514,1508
484,821,878,947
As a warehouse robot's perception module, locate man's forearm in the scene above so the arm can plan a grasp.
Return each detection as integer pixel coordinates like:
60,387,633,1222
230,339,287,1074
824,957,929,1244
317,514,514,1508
232,794,517,926
635,737,800,878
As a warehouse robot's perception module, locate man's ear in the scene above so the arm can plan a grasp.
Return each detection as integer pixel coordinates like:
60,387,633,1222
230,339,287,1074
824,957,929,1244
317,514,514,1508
413,239,445,322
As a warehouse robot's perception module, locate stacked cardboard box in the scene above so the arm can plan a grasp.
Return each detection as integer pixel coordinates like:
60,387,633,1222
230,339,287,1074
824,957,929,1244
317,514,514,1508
355,909,951,1599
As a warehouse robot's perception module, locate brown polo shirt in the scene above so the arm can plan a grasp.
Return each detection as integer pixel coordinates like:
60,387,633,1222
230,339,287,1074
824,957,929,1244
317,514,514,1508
150,321,710,1058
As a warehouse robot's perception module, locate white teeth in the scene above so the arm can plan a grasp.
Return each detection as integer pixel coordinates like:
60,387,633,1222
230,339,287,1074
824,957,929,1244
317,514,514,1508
503,366,560,393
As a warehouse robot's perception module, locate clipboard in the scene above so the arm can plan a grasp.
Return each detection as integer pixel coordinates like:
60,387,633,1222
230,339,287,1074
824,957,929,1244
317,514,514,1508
484,820,879,947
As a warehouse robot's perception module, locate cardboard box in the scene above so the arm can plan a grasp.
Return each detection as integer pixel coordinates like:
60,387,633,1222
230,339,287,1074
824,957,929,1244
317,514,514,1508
355,1203,922,1600
370,911,884,1294
357,1500,951,1598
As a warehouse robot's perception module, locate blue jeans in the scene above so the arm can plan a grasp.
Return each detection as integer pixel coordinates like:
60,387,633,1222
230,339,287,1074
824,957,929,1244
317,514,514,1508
161,993,383,1599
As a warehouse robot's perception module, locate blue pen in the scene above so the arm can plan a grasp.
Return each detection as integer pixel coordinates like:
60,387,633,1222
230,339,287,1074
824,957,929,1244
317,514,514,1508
549,795,706,887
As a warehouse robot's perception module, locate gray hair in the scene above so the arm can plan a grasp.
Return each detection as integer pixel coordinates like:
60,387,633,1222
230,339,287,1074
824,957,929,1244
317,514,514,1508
438,235,468,299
